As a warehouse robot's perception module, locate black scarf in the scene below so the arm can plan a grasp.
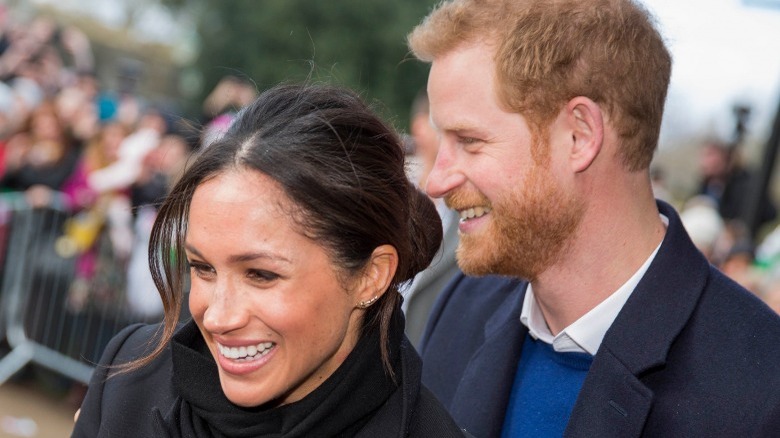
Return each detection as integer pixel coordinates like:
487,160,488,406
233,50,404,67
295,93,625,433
153,315,402,438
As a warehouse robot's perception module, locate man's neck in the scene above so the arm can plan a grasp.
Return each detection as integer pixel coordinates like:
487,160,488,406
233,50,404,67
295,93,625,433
531,195,666,335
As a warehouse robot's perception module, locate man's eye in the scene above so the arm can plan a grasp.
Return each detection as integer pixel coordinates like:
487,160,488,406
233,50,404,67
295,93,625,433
458,136,480,145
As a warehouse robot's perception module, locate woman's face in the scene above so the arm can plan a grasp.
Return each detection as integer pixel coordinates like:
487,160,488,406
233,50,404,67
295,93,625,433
32,111,63,142
186,169,364,407
100,124,125,163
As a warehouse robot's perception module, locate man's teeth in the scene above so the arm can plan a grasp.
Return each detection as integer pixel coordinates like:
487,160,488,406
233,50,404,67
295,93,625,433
459,206,491,221
218,342,275,360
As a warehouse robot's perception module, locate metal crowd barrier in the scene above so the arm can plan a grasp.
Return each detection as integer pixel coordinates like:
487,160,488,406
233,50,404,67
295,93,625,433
0,192,146,385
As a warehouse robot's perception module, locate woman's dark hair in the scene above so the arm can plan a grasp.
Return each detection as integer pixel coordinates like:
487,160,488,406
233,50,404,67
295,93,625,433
131,83,442,376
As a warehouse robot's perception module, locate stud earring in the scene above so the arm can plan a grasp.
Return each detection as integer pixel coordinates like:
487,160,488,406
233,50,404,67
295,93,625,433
358,295,380,308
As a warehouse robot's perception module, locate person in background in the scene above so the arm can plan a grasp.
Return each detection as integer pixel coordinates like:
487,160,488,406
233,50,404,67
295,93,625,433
86,107,167,194
57,122,129,310
719,241,760,294
73,84,465,437
407,0,780,436
124,132,192,321
200,75,258,148
679,195,725,263
0,100,78,205
697,139,776,231
402,90,460,347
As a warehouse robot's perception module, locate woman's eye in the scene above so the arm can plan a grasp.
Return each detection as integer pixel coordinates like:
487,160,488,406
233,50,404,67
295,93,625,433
188,261,215,279
247,269,280,282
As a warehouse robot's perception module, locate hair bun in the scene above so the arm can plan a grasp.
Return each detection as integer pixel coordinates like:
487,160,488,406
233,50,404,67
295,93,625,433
404,184,443,281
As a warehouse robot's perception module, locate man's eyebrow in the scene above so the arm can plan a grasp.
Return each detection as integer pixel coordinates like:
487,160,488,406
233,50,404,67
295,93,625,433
435,119,485,134
445,126,495,142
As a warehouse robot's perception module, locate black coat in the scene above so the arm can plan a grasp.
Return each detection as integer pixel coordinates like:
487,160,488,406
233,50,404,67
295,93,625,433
73,320,465,437
420,201,780,437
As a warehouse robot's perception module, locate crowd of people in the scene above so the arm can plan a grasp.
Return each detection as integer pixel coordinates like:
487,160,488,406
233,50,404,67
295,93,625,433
669,139,780,314
0,11,204,326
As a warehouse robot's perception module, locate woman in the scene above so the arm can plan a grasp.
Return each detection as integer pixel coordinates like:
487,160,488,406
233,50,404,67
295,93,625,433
72,84,465,437
0,100,79,204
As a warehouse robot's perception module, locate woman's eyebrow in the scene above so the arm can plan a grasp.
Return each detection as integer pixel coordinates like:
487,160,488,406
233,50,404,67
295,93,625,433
227,252,292,265
184,243,291,265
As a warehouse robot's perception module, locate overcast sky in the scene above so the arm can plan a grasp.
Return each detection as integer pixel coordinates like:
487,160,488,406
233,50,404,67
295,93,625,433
641,0,780,147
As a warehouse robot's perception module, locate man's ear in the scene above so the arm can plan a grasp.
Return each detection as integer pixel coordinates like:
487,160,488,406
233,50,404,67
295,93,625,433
565,96,604,173
354,245,398,309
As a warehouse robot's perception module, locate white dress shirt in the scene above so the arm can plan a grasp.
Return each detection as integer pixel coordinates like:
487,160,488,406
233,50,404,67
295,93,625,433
520,215,668,355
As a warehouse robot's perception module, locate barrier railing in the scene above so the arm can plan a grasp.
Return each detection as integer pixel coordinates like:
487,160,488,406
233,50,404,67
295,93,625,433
0,192,149,385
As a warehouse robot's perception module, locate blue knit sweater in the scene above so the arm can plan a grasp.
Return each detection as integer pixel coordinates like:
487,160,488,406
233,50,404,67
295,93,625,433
501,333,593,437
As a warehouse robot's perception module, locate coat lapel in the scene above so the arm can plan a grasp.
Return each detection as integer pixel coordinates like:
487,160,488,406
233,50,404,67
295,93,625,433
449,282,528,438
566,201,710,437
565,349,654,437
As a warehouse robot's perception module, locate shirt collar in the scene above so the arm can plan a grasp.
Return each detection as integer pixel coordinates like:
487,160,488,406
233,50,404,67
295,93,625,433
520,215,668,355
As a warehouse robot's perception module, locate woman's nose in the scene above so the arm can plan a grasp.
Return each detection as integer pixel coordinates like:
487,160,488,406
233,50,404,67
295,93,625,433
201,279,247,334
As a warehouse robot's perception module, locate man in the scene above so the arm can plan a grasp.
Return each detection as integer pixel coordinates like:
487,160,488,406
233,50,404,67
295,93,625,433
402,90,460,347
407,0,780,437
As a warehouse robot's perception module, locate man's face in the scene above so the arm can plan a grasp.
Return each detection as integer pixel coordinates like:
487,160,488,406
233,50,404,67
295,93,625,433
426,42,583,280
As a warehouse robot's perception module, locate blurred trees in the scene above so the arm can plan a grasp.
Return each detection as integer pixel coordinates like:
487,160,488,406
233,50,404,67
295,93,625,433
164,0,437,129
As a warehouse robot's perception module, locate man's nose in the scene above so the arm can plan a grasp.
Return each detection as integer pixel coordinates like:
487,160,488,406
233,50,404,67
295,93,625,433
425,143,465,199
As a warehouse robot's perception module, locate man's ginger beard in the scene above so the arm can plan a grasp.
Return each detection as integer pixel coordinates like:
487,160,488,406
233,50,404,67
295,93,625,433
446,163,584,281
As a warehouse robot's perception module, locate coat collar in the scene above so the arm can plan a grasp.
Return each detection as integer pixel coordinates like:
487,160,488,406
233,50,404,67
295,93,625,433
356,336,420,437
601,200,709,374
449,278,528,438
565,200,711,436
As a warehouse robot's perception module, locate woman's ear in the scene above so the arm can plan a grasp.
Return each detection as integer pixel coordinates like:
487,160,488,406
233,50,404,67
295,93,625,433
566,96,604,173
355,244,398,309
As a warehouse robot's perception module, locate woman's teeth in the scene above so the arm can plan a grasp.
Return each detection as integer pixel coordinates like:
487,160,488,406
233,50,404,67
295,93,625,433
218,342,275,360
